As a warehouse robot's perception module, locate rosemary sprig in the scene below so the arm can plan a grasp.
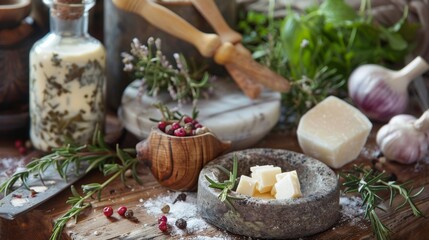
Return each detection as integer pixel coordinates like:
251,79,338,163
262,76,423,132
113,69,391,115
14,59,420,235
205,155,243,210
0,131,118,196
50,145,140,240
0,131,142,240
122,37,212,106
340,165,424,240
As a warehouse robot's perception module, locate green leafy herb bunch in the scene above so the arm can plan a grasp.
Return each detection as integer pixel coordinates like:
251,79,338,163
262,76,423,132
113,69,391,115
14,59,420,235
239,0,417,125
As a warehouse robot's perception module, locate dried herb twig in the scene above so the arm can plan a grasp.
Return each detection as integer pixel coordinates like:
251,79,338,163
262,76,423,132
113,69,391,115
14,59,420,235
340,165,424,240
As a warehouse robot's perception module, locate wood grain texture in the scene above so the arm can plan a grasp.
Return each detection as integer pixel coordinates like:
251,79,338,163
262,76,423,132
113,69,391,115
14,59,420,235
136,129,231,191
112,0,222,58
0,118,429,239
214,42,290,93
191,0,242,44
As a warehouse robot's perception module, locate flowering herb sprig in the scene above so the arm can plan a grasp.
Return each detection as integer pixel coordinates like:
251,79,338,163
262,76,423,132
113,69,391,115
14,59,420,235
122,37,213,107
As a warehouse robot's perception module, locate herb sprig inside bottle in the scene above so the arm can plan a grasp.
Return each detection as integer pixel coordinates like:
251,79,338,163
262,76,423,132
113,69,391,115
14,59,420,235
122,37,212,107
29,0,106,151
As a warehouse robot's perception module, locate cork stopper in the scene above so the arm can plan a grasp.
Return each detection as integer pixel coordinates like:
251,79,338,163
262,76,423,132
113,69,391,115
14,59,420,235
52,0,84,20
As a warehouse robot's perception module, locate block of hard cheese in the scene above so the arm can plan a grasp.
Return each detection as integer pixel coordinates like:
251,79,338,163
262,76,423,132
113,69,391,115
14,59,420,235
297,96,372,169
251,166,281,193
236,175,257,196
273,170,302,199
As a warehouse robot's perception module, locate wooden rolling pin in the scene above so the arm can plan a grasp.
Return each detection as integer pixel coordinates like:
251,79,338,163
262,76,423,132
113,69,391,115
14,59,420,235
112,0,220,57
112,0,290,95
190,0,262,99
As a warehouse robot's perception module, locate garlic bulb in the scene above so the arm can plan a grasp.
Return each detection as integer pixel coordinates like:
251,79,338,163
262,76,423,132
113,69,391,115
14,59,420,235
376,112,429,164
348,56,429,122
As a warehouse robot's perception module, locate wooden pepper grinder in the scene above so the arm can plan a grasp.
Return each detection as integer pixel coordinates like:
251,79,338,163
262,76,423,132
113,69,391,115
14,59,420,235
29,0,106,151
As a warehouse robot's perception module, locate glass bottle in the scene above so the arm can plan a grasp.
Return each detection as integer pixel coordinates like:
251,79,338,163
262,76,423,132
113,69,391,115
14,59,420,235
29,0,106,151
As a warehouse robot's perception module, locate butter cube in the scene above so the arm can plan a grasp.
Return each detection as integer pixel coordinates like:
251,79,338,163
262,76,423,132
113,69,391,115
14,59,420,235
271,171,298,196
274,171,302,199
253,192,275,199
236,175,257,196
250,165,274,173
275,171,294,182
251,166,281,193
297,96,372,169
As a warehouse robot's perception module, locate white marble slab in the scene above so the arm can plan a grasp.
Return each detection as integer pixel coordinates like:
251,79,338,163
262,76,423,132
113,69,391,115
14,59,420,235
118,79,281,150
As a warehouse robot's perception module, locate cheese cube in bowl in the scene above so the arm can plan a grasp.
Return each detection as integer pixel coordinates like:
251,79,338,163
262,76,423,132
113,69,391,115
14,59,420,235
197,148,339,239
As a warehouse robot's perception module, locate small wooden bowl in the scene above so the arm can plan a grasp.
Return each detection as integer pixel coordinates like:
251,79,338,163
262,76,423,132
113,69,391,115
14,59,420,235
136,128,231,191
197,148,340,239
0,0,31,27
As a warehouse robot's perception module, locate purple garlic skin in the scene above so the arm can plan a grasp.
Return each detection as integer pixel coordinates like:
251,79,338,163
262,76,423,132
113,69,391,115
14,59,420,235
376,114,429,164
348,65,408,122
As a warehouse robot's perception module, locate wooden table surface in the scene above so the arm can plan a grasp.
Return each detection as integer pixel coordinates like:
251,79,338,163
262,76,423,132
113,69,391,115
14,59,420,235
0,114,428,240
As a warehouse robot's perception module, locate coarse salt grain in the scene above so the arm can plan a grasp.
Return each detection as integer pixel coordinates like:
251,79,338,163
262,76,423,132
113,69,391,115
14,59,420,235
339,194,365,227
144,192,364,238
143,193,210,237
183,237,229,240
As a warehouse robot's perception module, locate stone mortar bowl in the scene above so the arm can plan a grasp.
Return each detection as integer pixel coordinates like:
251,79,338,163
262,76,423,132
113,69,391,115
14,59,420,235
197,148,340,239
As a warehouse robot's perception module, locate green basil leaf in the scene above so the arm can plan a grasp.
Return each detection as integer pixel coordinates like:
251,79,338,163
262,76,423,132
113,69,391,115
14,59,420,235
318,0,357,23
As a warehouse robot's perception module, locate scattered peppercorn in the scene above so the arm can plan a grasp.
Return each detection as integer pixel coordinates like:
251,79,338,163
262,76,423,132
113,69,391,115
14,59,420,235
173,193,187,204
30,189,37,198
158,221,168,232
18,146,27,155
25,140,32,149
14,139,28,155
161,204,170,214
14,140,23,148
12,194,22,198
157,115,207,137
117,206,127,216
103,206,113,217
124,169,133,178
175,218,187,229
158,215,167,224
124,209,134,218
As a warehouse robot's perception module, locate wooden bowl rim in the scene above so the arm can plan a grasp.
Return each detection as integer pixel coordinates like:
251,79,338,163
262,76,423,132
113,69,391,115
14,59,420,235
149,126,220,139
0,0,31,9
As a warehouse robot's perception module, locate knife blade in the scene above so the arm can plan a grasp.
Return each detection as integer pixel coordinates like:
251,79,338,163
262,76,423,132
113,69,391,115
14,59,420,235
0,163,87,220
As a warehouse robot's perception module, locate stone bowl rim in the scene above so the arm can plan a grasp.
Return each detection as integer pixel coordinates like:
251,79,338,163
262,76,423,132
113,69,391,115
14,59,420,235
199,148,339,206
